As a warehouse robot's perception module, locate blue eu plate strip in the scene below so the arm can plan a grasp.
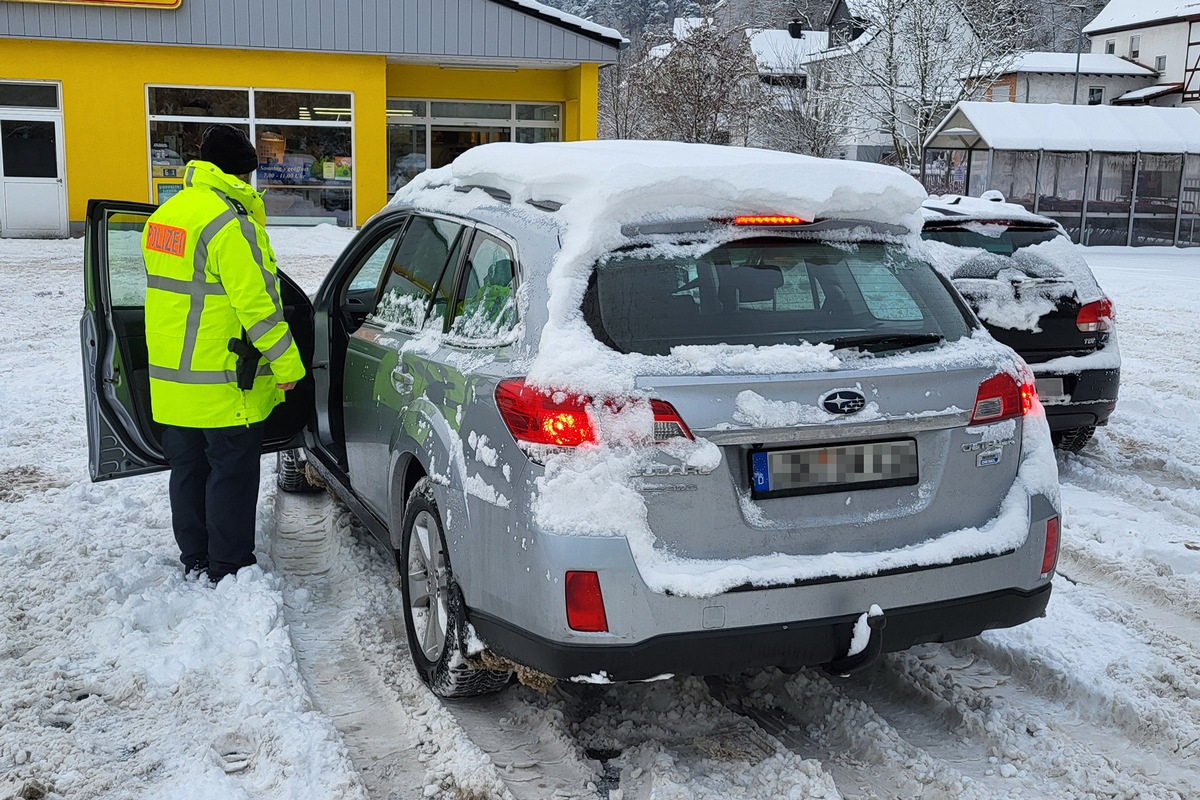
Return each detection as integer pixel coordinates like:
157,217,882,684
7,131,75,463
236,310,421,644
752,452,770,493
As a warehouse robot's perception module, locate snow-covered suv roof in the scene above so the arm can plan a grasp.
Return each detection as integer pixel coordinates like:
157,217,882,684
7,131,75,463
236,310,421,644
394,140,929,235
921,194,1060,228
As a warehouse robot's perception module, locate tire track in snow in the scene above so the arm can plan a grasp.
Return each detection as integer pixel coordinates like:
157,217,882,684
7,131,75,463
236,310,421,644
268,491,514,800
271,490,610,800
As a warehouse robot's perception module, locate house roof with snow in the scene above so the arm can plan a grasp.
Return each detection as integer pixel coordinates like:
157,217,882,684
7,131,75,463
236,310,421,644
966,52,1158,78
925,101,1200,153
1083,0,1200,35
1113,83,1185,103
747,28,831,74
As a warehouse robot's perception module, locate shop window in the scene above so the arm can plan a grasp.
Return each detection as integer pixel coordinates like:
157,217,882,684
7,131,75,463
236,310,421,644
388,125,428,193
148,87,248,118
386,99,562,189
516,104,561,122
516,128,561,144
0,82,58,109
147,86,354,226
431,101,511,120
256,91,351,122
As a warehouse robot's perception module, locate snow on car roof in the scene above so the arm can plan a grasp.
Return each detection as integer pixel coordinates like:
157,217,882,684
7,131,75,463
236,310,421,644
921,194,1059,227
437,140,928,232
1083,0,1200,34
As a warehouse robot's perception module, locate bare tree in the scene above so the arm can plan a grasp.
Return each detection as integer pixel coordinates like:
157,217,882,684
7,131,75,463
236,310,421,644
636,15,764,145
768,0,1024,168
756,53,855,157
598,44,654,139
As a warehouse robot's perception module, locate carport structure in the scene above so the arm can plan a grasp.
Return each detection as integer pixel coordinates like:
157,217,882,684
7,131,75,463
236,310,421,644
924,101,1200,247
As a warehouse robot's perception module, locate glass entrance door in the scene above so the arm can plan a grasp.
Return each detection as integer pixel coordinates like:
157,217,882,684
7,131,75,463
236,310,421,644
430,127,510,169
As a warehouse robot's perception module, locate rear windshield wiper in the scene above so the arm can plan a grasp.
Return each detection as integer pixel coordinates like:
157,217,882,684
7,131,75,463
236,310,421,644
825,333,944,352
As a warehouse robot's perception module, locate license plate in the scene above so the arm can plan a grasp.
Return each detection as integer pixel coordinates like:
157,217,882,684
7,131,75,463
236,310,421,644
1035,377,1069,406
750,439,919,499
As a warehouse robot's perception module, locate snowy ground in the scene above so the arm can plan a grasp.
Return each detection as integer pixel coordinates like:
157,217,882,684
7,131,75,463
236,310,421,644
1,230,1198,800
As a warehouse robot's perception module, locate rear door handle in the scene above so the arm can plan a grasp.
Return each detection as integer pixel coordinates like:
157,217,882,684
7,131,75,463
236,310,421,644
391,367,414,393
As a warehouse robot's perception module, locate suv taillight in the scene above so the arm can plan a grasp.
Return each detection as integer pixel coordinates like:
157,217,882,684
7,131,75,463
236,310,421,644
971,373,1035,424
495,379,693,446
1076,297,1113,333
495,379,596,447
650,399,694,441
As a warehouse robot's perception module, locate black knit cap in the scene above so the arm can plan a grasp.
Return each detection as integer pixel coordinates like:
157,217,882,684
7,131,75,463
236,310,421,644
200,124,259,176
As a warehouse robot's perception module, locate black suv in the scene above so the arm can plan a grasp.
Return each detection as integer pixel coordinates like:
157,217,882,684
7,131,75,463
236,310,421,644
922,195,1119,451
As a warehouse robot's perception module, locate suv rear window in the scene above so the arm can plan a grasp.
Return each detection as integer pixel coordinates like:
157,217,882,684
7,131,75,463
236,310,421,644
583,238,973,356
921,225,1060,255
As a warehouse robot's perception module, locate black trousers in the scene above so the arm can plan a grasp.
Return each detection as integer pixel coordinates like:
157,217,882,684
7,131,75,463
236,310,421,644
161,423,265,579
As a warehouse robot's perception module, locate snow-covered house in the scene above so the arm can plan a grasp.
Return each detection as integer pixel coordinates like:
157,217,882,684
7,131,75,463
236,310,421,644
965,52,1159,106
795,0,985,164
1083,0,1200,108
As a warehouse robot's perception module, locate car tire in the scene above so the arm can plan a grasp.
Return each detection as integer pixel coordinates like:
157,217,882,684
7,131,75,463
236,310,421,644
399,477,511,698
276,448,321,493
1052,425,1096,453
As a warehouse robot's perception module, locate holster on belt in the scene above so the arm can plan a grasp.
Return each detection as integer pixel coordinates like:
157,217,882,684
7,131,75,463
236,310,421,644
227,335,262,390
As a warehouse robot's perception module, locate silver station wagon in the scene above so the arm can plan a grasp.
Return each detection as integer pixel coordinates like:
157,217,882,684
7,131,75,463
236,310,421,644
82,142,1062,697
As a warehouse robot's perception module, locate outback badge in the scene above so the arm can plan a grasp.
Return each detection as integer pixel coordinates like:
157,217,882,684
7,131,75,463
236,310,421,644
821,389,866,415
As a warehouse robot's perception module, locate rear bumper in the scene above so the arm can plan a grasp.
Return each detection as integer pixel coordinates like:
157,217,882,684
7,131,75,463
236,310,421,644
1035,366,1120,430
470,583,1052,682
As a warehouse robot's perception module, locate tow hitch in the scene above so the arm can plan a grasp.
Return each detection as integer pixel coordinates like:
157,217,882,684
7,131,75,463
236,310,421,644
824,605,886,677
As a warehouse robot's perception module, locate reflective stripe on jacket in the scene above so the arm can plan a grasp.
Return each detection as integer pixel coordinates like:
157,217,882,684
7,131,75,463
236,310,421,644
142,160,305,428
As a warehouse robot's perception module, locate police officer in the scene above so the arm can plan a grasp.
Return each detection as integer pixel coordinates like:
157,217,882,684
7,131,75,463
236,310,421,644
142,124,306,583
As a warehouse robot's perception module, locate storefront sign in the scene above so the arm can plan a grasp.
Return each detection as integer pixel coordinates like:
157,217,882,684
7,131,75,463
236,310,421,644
11,0,181,9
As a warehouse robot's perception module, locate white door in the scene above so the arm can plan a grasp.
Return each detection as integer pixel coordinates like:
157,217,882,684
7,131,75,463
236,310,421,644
0,113,68,238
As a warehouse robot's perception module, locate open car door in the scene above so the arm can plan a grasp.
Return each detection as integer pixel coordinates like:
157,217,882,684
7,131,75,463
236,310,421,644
81,199,315,482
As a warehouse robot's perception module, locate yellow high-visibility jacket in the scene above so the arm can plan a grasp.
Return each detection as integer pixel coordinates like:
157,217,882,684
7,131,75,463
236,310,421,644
142,161,305,428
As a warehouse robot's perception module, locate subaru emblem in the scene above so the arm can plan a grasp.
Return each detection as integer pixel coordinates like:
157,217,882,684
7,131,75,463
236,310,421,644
821,389,866,415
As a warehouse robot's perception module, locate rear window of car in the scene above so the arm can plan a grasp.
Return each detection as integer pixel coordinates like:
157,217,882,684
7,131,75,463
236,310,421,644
921,225,1060,255
583,237,973,356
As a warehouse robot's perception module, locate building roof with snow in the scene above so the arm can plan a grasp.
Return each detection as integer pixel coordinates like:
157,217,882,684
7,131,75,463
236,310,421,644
925,101,1200,153
1083,0,1200,35
747,28,831,74
966,52,1158,78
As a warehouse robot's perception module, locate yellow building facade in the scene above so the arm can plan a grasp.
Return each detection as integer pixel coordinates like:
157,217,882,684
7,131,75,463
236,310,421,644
0,0,618,235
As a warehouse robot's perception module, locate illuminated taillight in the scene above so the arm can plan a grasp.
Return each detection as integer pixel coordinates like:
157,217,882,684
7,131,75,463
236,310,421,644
496,379,693,447
565,571,608,632
732,215,808,226
1041,516,1060,576
650,399,694,441
495,378,596,447
1076,297,1114,332
971,373,1034,424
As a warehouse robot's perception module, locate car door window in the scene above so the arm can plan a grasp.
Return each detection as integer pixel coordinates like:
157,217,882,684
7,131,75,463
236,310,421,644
373,216,463,329
450,233,518,340
347,230,401,293
108,213,151,307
